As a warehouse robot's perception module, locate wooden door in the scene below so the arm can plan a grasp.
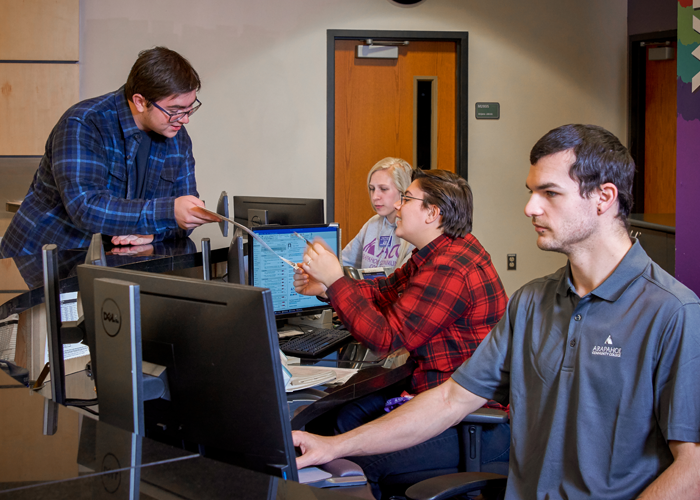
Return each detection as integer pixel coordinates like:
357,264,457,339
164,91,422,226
644,43,676,214
334,40,457,245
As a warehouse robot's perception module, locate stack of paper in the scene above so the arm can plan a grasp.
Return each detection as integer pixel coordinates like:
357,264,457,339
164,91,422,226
285,365,337,392
280,349,337,392
279,350,359,392
0,314,18,361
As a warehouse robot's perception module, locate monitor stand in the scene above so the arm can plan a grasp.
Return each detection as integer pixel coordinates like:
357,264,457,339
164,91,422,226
248,209,268,226
92,278,169,435
227,236,246,285
278,310,336,344
287,309,334,330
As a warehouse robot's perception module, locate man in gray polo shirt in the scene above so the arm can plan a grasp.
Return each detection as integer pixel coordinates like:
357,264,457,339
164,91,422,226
292,124,700,499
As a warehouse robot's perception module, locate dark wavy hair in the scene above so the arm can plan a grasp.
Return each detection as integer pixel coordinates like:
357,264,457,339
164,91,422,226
411,169,473,237
124,47,201,104
530,124,635,225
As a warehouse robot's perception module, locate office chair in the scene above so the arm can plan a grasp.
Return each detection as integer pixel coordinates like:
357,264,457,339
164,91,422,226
405,472,507,500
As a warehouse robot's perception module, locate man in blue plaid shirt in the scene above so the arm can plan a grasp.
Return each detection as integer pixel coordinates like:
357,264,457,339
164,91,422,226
0,47,218,258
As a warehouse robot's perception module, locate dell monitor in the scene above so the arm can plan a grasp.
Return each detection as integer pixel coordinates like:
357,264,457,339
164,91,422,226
77,264,298,481
248,224,340,320
233,196,324,227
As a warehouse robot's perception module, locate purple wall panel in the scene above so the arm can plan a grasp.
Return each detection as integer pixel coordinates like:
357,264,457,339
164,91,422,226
676,1,700,294
676,116,700,293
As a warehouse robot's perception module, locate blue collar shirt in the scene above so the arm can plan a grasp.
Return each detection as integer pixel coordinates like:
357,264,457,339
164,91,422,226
452,240,700,499
0,87,197,257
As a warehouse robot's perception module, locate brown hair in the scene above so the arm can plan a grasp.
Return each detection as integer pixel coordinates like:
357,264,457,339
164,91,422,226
530,124,635,226
412,169,473,237
124,47,201,103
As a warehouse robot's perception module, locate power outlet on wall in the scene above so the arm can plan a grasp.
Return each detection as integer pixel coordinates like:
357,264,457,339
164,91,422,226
507,254,516,271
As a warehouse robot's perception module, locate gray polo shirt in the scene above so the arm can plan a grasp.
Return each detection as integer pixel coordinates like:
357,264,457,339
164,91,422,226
452,241,700,500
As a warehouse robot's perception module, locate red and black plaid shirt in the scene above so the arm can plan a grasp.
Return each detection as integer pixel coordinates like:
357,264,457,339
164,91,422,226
327,233,508,397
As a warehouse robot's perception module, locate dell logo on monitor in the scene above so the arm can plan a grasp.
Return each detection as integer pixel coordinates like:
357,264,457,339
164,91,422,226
101,299,122,337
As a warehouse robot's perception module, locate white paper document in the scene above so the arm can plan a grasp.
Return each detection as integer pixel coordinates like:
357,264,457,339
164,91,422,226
0,314,19,361
44,292,90,364
298,467,332,484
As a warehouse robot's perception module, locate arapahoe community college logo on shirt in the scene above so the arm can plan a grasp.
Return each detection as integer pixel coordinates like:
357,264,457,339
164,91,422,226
591,335,622,358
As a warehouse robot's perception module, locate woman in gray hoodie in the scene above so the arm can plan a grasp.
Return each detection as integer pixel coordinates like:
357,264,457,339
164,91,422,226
341,157,415,273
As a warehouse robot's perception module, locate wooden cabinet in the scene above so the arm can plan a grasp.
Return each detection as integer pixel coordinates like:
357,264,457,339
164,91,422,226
0,0,79,232
0,0,79,61
0,64,79,155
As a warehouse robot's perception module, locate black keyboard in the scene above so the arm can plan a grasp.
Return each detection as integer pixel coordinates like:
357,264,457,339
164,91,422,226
280,327,353,358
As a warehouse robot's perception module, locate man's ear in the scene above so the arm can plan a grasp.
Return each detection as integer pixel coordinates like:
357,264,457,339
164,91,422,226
426,205,441,224
596,182,619,216
131,93,148,113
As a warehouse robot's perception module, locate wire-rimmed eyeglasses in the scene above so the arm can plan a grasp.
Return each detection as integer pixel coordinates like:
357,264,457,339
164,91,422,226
399,192,425,206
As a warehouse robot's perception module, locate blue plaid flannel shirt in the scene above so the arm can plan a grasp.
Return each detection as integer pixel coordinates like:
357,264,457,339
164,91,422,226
0,87,197,257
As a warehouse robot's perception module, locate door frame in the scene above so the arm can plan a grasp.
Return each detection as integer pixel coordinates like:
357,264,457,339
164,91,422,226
627,29,676,214
326,29,469,223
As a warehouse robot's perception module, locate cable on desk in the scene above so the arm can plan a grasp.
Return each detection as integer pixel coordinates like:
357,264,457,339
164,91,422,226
65,398,99,416
65,398,98,407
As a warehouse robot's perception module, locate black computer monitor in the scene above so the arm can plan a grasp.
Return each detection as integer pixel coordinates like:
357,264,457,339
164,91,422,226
233,196,324,227
77,264,298,481
248,224,340,320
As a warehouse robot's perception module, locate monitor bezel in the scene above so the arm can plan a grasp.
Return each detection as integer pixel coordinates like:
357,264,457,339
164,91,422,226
232,196,324,227
248,223,339,320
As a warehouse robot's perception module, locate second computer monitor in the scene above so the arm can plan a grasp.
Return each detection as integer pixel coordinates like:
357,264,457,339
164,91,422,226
77,264,298,480
233,196,324,227
248,224,339,319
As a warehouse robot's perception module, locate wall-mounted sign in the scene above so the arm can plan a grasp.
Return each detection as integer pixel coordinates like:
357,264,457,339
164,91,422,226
356,45,399,59
475,102,500,119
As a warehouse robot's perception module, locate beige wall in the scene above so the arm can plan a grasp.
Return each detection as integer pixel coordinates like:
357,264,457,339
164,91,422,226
79,0,627,294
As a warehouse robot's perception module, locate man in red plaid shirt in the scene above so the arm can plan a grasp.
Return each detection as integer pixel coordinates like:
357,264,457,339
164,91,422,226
294,169,508,498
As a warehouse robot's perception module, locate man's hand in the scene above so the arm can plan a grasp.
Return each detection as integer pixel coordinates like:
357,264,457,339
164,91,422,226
293,268,328,297
299,239,344,288
110,244,154,256
174,196,218,230
292,431,340,469
111,234,154,246
293,380,486,471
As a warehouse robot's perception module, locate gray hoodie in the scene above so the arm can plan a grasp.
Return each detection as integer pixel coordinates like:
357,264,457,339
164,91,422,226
341,214,414,272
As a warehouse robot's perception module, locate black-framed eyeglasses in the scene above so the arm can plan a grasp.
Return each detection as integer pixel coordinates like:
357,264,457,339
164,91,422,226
149,98,202,123
399,193,425,206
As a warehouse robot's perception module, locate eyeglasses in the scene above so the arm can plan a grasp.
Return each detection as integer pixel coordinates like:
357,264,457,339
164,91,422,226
399,193,425,206
149,98,202,123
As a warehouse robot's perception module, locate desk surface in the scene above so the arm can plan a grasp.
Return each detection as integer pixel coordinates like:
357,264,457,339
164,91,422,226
0,227,410,499
291,358,415,430
0,369,361,499
0,224,229,320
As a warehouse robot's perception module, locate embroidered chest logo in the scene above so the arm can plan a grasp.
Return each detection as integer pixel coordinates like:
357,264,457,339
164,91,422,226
592,335,622,358
363,238,400,261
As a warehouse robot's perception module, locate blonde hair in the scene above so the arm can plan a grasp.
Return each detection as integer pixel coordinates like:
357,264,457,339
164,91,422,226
366,157,413,194
366,158,414,270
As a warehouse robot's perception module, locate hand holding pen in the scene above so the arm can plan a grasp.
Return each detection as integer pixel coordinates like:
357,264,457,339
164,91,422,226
295,237,344,290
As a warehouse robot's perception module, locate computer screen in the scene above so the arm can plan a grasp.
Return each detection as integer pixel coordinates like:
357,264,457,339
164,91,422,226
233,196,324,227
359,268,388,280
77,264,298,481
248,224,339,319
